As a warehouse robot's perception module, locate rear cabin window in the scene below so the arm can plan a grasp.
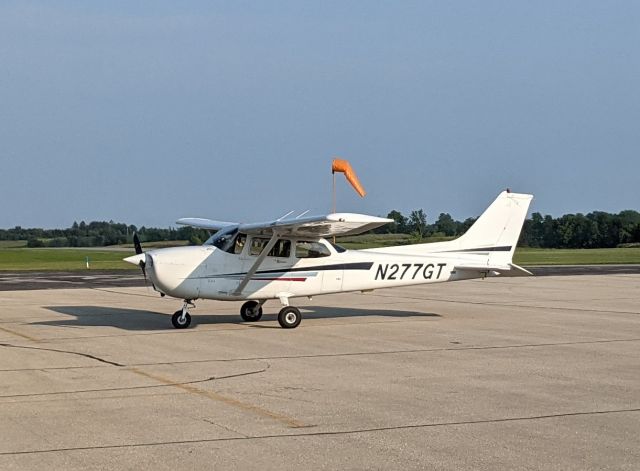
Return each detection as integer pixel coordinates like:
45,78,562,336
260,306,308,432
295,241,331,258
249,238,291,258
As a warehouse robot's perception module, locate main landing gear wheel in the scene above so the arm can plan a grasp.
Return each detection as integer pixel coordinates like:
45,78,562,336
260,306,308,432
278,306,301,329
172,310,191,329
240,301,263,322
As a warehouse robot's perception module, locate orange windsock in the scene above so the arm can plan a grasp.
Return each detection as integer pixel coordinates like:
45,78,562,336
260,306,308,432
332,158,366,197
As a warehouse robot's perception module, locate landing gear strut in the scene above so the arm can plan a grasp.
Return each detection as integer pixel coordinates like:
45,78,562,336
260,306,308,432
240,300,264,322
171,300,194,329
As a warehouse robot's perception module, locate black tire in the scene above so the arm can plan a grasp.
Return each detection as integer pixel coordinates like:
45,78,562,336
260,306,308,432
240,301,263,322
172,310,192,329
278,306,301,329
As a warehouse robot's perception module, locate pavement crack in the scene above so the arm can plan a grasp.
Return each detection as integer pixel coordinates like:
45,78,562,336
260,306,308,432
129,362,304,428
0,342,123,367
3,339,637,374
1,407,638,456
0,366,268,399
128,337,640,366
0,325,41,342
201,418,248,438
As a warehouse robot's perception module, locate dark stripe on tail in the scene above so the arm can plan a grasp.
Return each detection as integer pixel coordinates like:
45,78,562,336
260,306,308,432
439,246,512,253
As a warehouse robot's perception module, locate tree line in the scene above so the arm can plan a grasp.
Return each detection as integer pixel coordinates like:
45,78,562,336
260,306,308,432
520,211,640,248
0,221,210,248
377,209,640,248
1,209,639,249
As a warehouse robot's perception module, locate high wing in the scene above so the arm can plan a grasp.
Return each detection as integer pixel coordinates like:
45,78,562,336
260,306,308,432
177,213,393,238
175,218,236,231
177,212,391,297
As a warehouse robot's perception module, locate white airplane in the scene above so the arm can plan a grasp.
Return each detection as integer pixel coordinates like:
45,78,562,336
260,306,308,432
125,190,533,329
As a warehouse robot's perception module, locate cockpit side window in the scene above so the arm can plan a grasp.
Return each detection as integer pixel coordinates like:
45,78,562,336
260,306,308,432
234,234,246,254
250,238,267,256
249,237,291,258
295,240,331,258
330,242,347,253
270,239,291,258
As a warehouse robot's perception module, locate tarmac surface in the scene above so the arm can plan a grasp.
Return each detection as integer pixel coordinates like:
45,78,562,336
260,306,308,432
0,274,638,469
2,265,640,291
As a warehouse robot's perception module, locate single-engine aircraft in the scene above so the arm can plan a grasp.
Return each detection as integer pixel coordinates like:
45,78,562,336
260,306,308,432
125,190,533,329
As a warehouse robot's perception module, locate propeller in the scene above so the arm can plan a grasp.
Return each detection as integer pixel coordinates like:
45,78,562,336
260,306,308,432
133,233,147,281
133,233,143,255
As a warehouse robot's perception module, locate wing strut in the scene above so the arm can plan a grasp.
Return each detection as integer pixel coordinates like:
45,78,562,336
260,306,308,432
232,233,281,296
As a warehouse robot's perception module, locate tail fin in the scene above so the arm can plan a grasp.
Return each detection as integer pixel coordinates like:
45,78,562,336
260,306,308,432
362,190,533,269
456,190,533,265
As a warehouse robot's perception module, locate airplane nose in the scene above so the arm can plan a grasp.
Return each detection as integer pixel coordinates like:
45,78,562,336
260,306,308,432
143,253,168,295
143,251,179,295
144,252,156,280
134,246,204,300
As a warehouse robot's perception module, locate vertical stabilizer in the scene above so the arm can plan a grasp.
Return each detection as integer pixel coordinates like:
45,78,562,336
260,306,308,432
456,191,533,265
360,190,533,269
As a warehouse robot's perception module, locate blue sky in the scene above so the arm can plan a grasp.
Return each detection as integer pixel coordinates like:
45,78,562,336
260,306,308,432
1,1,638,228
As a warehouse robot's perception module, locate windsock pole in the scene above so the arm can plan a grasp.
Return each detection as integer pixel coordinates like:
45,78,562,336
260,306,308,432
332,170,336,242
332,171,336,214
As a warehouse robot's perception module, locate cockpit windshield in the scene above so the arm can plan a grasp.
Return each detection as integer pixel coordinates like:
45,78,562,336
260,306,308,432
204,226,239,253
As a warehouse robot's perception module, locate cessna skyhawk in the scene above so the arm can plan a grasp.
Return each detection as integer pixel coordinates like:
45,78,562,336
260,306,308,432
125,190,533,329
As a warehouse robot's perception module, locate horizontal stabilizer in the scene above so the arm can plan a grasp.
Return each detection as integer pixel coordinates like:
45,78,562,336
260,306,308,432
454,263,533,277
507,263,534,276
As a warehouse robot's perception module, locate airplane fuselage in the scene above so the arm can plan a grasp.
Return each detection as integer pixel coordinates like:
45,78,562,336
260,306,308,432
125,190,533,329
144,237,480,302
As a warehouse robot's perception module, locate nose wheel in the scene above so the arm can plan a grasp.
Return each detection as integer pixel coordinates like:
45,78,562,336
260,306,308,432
278,306,301,329
171,300,194,329
240,300,264,322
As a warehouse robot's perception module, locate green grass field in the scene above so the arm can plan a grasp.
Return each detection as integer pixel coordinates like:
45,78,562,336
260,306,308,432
0,240,27,248
513,247,640,265
0,249,135,271
0,244,639,271
0,241,190,271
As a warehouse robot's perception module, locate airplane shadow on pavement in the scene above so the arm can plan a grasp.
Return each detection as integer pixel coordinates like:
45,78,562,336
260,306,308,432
39,305,441,331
